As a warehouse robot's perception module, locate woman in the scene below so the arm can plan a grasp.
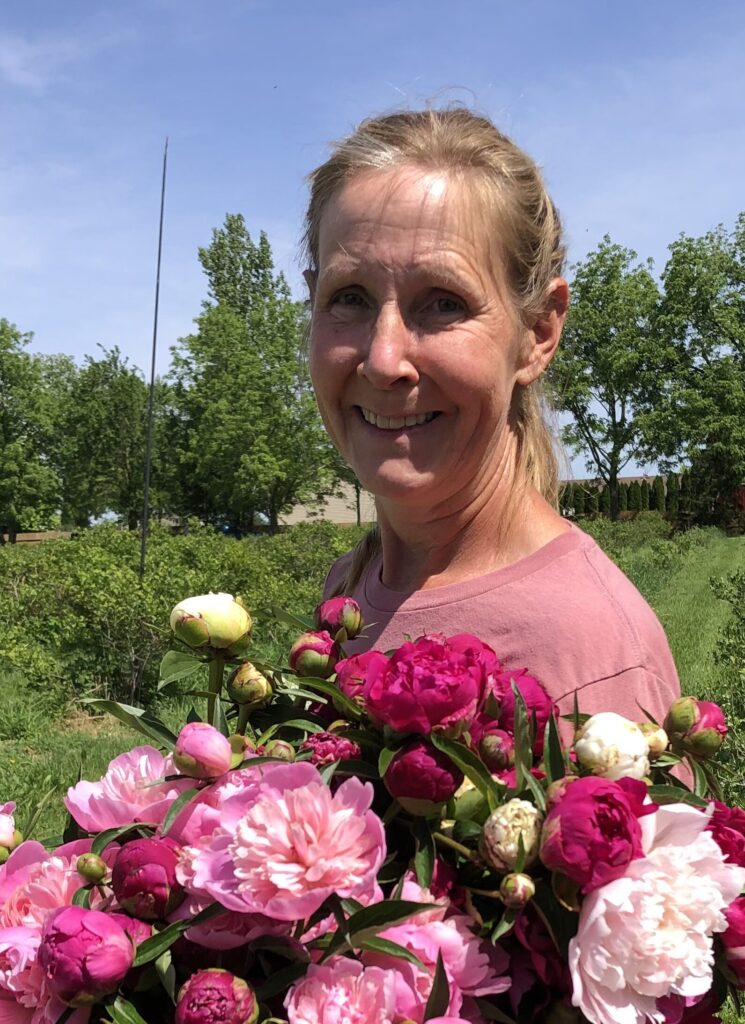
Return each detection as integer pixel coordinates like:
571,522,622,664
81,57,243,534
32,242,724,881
303,108,680,726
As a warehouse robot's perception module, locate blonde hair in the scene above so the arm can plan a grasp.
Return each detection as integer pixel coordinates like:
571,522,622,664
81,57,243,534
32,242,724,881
303,108,566,595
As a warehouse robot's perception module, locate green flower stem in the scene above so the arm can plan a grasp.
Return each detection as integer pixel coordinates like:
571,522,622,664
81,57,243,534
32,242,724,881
237,704,251,735
433,831,480,862
207,654,225,725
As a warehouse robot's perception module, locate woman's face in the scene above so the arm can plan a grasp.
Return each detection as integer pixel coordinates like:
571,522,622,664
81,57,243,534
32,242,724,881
308,166,546,509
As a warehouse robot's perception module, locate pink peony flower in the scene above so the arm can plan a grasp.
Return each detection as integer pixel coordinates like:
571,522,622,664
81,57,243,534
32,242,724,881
384,739,463,815
111,837,184,920
285,958,398,1024
181,762,385,920
64,746,195,833
176,969,258,1024
38,906,134,1006
706,800,745,867
334,651,388,702
289,631,340,678
0,925,42,1014
539,776,651,892
174,723,233,780
314,596,364,641
569,804,745,1024
721,895,745,988
489,667,557,757
166,767,264,848
364,633,496,737
300,732,361,765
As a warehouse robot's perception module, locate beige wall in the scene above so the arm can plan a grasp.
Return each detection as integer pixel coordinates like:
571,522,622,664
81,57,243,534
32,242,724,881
281,483,376,526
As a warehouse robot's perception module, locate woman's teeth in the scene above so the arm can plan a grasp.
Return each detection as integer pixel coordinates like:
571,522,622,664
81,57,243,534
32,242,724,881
360,408,437,430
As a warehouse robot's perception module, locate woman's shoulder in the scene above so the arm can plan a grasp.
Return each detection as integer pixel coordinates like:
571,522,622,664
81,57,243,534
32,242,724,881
322,550,355,600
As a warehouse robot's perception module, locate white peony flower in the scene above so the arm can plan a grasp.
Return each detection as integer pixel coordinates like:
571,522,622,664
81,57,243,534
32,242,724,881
0,801,18,850
480,798,543,872
574,712,650,781
569,804,745,1024
170,592,252,650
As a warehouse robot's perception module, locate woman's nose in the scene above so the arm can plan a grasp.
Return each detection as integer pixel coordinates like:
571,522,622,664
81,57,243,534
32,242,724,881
358,304,419,389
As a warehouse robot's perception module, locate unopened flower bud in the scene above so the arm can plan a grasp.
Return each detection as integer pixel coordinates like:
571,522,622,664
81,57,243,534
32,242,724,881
0,802,21,853
77,853,107,885
176,969,259,1024
174,722,232,779
288,631,340,678
479,729,515,772
574,712,650,781
226,663,272,708
480,799,543,872
664,697,727,759
170,593,252,651
638,721,669,760
314,596,364,642
384,739,463,817
300,732,361,766
500,872,536,908
39,906,134,1006
112,837,184,920
263,739,295,762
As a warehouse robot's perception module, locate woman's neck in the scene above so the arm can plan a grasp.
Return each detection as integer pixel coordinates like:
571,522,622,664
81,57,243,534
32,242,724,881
375,470,569,593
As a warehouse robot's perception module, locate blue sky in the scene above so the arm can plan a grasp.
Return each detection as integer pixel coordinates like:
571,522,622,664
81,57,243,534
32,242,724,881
1,1,744,475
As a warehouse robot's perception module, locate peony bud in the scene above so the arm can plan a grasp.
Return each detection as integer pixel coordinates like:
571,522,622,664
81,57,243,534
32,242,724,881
384,739,463,816
499,872,536,908
111,837,184,920
288,631,340,678
664,697,727,759
263,739,295,762
76,853,108,884
170,593,252,652
226,662,273,708
176,969,259,1024
174,722,233,779
638,721,669,760
479,729,515,772
314,596,364,641
39,906,134,1006
574,712,650,781
480,798,543,872
300,732,361,766
0,801,21,855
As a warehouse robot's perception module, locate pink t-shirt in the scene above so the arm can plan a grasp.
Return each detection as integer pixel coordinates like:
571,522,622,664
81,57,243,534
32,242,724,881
324,524,681,730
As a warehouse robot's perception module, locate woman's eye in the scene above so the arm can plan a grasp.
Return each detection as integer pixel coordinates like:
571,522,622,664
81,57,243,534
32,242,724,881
331,290,366,308
435,296,462,313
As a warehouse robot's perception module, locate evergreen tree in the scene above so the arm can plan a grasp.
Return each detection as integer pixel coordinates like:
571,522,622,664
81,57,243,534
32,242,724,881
618,482,628,512
640,479,651,511
599,485,611,516
667,473,680,519
572,482,586,516
653,476,666,513
628,480,642,511
586,487,599,515
679,471,692,515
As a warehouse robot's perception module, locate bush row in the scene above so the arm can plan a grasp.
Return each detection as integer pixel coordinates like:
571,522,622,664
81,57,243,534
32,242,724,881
562,473,694,518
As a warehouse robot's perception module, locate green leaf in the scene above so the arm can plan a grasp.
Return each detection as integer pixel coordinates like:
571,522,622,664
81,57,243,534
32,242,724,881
71,886,92,908
289,676,365,721
82,699,177,749
491,906,518,941
429,733,502,812
689,757,709,798
159,785,203,837
473,997,517,1023
132,904,223,967
413,818,436,889
22,777,56,840
211,690,229,735
254,960,309,1001
158,650,202,690
510,683,534,793
635,701,659,726
378,746,396,779
543,714,566,784
334,759,378,779
92,821,155,857
106,997,150,1024
423,951,450,1020
266,605,316,632
647,785,709,808
359,936,426,970
155,949,176,1003
323,900,433,959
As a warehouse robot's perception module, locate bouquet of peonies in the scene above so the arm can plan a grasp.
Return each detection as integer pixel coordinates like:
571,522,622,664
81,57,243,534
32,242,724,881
1,591,744,1024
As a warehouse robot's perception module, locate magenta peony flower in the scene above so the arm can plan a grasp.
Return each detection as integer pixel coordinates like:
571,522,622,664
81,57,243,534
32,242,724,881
314,596,364,641
111,837,183,920
706,801,745,867
721,896,745,988
489,667,557,757
364,633,496,737
479,728,515,771
300,732,361,765
182,761,385,920
65,746,195,833
176,969,258,1024
539,776,651,892
664,697,727,759
568,804,745,1024
38,906,134,1006
285,958,397,1024
334,650,388,702
174,723,233,780
289,631,340,678
384,739,463,815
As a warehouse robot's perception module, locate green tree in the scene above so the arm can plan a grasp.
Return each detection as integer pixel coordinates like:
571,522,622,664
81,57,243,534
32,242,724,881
652,476,666,513
641,216,745,523
599,485,611,516
666,472,680,519
628,480,642,512
572,482,586,516
0,320,62,541
618,482,628,512
640,479,651,512
586,487,599,515
679,471,692,515
547,237,661,521
170,215,339,531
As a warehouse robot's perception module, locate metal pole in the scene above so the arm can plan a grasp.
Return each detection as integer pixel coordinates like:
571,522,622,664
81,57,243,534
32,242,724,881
139,137,168,580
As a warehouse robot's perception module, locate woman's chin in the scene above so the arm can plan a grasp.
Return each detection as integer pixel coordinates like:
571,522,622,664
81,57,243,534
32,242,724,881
354,464,444,506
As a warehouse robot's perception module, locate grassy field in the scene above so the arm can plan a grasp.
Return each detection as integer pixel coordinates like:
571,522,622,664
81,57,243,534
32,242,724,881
1,525,744,1017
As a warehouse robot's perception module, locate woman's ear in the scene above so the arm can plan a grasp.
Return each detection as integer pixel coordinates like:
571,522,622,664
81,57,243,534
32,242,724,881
303,269,317,305
515,277,570,386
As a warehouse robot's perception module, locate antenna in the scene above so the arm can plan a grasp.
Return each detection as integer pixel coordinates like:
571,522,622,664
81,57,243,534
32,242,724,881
139,137,168,580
